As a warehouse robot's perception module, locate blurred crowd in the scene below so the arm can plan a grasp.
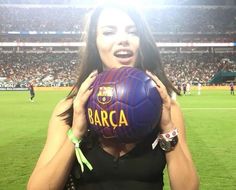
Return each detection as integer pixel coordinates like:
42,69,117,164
147,7,236,34
0,53,78,87
163,53,236,86
0,5,235,88
0,6,235,34
0,7,84,33
0,52,235,88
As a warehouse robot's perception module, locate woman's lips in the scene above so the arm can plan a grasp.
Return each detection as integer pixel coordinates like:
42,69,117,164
114,49,134,64
114,49,133,58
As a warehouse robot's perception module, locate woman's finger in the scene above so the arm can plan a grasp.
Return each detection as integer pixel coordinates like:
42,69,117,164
79,87,94,107
146,70,165,88
73,70,97,111
78,70,98,95
146,70,171,106
146,70,167,93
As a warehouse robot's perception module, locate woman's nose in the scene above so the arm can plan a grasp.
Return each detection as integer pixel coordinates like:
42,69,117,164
117,33,129,46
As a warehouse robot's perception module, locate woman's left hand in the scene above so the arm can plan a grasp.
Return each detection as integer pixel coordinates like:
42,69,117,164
146,70,174,133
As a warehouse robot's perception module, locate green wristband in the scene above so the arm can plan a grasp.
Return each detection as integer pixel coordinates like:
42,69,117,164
67,129,93,172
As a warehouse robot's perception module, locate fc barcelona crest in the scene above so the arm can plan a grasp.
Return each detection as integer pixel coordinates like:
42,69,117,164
97,86,114,105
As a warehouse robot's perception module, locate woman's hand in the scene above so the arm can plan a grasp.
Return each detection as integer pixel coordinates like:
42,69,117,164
146,70,174,133
72,70,98,138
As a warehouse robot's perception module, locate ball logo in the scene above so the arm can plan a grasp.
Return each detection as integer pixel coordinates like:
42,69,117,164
88,84,128,129
97,86,113,105
87,108,128,129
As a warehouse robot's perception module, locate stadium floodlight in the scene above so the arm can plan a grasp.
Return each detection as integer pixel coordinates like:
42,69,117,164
70,0,168,9
93,0,147,9
70,0,187,8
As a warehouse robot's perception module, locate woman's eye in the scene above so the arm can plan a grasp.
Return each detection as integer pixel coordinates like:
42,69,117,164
128,30,138,35
102,31,115,35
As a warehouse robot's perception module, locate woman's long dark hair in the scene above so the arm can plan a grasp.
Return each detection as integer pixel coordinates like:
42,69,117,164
61,3,179,127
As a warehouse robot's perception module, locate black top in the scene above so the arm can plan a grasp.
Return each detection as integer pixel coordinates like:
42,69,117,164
64,131,166,190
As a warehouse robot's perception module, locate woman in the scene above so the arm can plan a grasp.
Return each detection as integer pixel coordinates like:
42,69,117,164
27,3,199,190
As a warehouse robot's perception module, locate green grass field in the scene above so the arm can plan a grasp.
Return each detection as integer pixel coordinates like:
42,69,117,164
0,89,236,190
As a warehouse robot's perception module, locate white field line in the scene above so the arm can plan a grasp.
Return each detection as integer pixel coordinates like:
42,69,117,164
182,108,236,110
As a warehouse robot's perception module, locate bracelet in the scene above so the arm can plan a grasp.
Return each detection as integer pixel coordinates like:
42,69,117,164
67,129,93,172
159,128,178,140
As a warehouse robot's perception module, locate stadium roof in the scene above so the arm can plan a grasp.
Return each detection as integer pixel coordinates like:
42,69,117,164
0,0,235,6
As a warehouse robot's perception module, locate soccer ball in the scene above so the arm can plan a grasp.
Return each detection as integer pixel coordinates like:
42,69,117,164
86,66,162,143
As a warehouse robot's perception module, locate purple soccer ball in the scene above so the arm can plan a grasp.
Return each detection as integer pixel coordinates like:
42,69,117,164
86,66,162,143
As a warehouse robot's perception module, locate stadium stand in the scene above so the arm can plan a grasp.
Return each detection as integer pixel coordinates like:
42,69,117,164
0,6,235,34
0,0,235,88
0,52,235,88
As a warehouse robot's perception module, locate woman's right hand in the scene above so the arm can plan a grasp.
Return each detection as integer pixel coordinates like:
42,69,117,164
72,70,98,138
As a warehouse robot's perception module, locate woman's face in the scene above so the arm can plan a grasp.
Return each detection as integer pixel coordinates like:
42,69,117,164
96,8,140,70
